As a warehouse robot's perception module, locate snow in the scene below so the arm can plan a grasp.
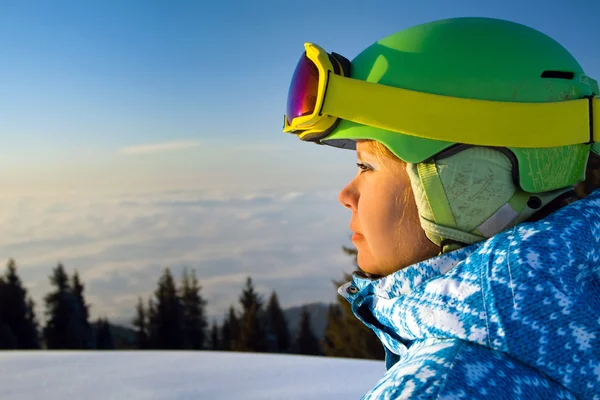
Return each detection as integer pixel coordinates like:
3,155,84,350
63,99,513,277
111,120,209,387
0,351,385,399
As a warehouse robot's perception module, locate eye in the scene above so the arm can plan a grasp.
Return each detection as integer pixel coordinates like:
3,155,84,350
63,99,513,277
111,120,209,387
356,162,371,173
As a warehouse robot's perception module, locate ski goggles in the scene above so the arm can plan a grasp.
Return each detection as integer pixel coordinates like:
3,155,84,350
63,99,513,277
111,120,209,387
283,42,600,150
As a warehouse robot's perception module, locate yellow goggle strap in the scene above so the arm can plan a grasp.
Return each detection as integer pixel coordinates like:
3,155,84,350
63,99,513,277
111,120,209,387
321,73,599,149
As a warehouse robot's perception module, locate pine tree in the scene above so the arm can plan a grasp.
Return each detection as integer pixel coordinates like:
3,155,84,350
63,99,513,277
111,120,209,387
180,268,207,350
235,303,266,352
295,306,321,355
43,264,95,350
151,267,185,349
43,263,72,349
228,306,239,345
234,277,266,352
0,259,39,349
95,318,106,349
239,277,263,311
146,296,157,349
210,320,220,350
0,277,15,349
323,288,385,360
220,318,231,350
95,317,115,350
266,291,290,353
25,298,39,348
220,309,232,350
322,246,385,360
132,297,148,349
71,271,92,349
0,322,17,349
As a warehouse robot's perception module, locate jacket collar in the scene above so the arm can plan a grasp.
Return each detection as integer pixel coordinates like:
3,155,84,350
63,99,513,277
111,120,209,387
338,243,478,302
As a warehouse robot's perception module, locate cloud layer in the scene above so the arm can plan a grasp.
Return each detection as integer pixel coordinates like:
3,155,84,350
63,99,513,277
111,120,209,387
0,188,355,325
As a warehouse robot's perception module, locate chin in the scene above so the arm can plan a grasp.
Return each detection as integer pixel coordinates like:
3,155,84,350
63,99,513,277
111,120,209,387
356,254,380,276
358,254,406,277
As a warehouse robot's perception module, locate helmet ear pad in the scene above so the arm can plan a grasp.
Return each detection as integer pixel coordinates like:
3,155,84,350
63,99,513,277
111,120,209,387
406,145,577,251
406,147,517,247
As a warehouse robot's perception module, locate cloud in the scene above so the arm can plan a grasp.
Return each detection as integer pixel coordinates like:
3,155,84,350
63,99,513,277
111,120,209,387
1,188,355,325
119,140,200,155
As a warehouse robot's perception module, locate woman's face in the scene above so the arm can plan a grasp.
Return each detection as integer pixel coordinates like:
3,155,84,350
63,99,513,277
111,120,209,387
338,141,439,276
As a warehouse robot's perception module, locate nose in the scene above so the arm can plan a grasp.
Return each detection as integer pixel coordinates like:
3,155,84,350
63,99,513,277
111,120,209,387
338,179,358,211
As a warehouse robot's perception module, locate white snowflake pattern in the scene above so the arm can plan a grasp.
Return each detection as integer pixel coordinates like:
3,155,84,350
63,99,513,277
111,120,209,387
593,362,600,382
570,323,596,352
519,226,540,241
415,366,436,382
467,326,488,344
526,249,542,269
552,287,573,315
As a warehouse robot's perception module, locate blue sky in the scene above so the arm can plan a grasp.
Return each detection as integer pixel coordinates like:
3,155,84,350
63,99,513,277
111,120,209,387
2,0,600,322
2,0,599,160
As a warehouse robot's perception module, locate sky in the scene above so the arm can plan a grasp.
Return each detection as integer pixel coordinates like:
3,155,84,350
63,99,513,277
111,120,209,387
1,0,600,325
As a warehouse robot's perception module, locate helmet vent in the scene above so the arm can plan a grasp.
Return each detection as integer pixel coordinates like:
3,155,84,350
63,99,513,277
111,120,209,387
541,70,575,80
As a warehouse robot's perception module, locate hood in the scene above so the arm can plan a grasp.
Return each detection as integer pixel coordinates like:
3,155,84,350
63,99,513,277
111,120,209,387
339,189,600,398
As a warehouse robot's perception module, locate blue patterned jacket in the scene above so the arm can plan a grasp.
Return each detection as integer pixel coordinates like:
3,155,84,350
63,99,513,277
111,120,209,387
339,189,600,399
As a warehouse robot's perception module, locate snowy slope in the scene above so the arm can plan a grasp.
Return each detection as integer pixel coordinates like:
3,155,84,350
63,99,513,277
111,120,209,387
0,351,385,399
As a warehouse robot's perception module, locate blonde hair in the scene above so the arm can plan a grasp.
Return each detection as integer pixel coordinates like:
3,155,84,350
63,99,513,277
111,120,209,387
358,139,406,174
369,140,402,168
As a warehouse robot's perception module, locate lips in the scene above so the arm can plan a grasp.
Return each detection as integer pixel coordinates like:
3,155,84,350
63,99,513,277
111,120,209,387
350,221,363,241
351,228,363,241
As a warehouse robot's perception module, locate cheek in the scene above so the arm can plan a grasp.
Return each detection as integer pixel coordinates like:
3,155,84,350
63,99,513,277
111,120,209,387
356,186,413,273
359,184,403,247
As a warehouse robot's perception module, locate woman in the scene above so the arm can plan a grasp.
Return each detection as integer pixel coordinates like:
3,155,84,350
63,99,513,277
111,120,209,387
283,17,600,399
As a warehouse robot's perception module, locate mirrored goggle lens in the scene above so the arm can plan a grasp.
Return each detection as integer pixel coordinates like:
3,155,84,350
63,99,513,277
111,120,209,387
286,53,319,125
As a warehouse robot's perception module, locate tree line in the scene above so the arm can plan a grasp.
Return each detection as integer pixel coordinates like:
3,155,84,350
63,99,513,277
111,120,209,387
0,250,384,360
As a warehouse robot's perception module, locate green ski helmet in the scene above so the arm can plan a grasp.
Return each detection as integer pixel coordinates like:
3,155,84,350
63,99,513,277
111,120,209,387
314,17,599,250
